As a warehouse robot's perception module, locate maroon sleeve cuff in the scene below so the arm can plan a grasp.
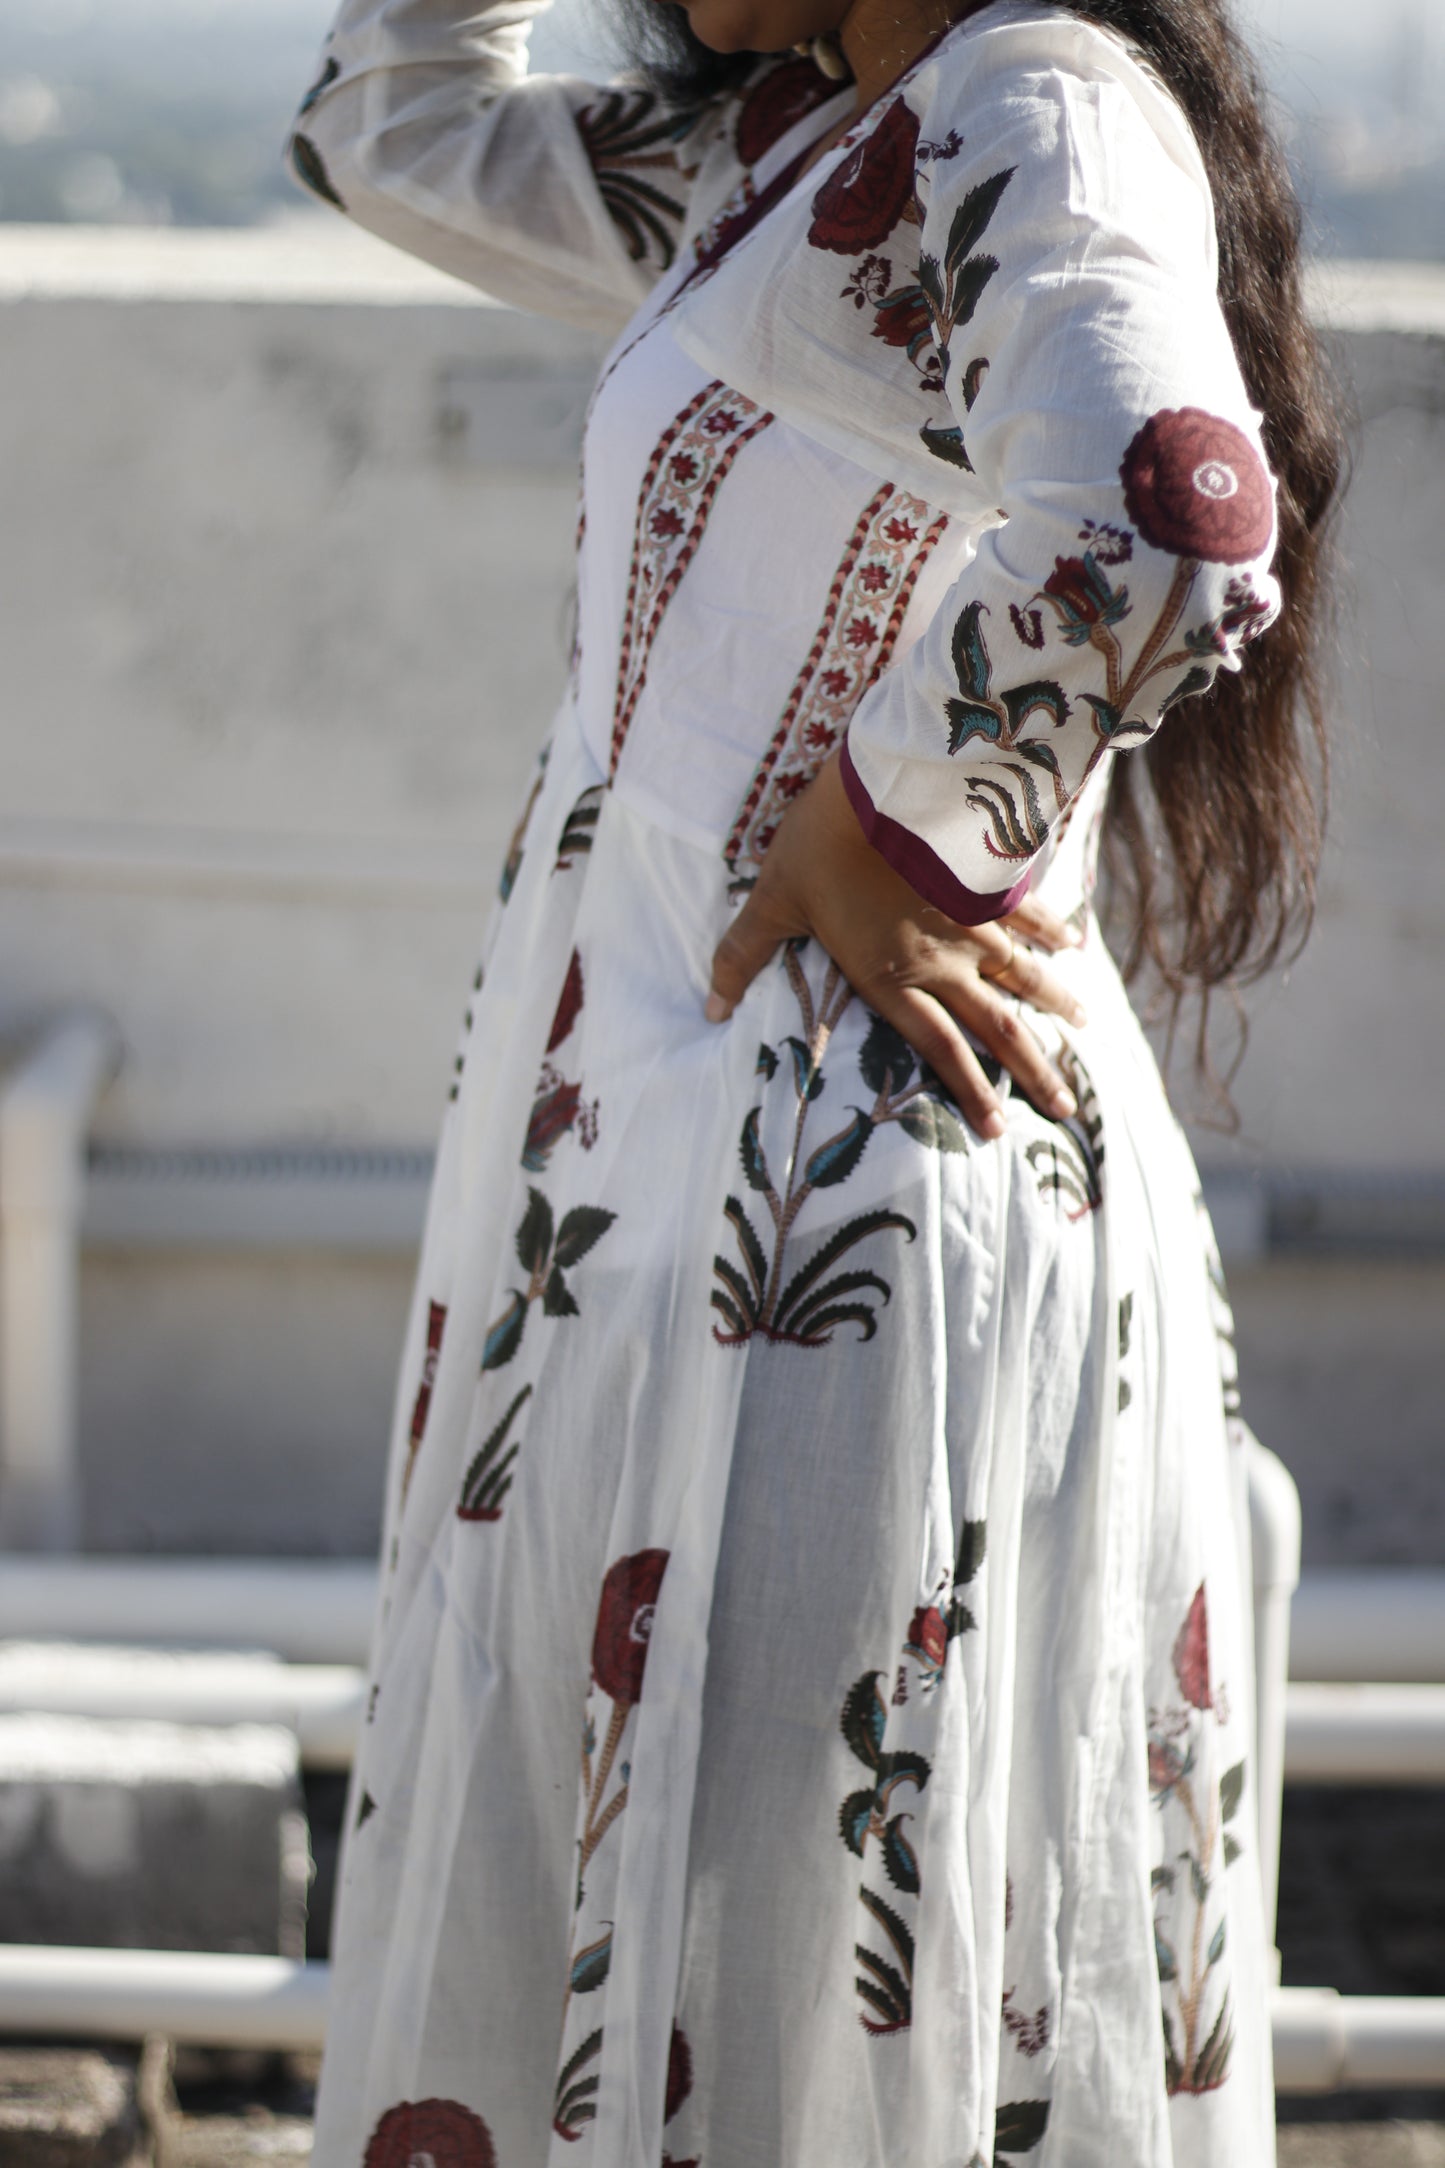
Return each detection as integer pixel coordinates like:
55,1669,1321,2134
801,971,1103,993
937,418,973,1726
839,740,1033,926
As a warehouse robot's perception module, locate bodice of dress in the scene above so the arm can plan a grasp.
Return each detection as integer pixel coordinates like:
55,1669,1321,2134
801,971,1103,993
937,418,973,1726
290,0,1278,929
573,244,1109,917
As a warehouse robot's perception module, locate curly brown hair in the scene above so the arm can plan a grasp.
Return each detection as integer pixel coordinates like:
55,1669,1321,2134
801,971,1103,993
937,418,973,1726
611,0,1346,1087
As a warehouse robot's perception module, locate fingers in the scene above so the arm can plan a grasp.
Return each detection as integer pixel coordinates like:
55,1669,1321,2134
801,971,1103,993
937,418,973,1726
707,880,804,1022
876,950,1080,1131
1002,896,1082,954
881,985,1010,1140
989,944,1087,1028
960,986,1077,1120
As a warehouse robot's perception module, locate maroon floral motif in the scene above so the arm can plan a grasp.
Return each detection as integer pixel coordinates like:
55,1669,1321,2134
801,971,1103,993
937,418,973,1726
664,2023,693,2120
1009,604,1044,650
524,1076,583,1170
1041,551,1131,647
547,949,585,1055
903,1603,948,1677
651,506,686,539
1119,408,1273,565
1172,1582,1212,1711
1148,1735,1188,1798
840,253,891,310
401,1299,448,1501
364,2099,497,2168
845,616,878,648
870,284,935,360
736,53,839,166
1079,517,1134,567
591,1549,670,1705
807,95,919,254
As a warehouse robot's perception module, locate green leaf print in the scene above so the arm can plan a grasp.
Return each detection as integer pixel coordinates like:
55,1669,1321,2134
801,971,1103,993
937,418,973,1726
554,1205,616,1269
897,1099,970,1152
955,1518,987,1586
994,2098,1050,2159
457,1384,531,1523
1219,1760,1245,1822
803,1109,874,1189
569,1928,613,1995
739,1107,772,1193
543,1266,580,1319
858,1013,914,1096
516,1187,555,1276
481,1291,528,1372
841,1672,887,1771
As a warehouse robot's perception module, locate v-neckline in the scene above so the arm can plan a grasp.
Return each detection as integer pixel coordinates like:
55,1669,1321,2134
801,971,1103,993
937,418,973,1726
681,2,1000,296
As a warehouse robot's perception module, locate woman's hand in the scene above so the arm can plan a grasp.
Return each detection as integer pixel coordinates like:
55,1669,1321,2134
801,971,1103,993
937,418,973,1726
705,751,1087,1141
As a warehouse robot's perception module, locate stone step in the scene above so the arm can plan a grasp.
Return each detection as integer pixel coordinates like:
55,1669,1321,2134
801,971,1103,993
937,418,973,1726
0,1710,307,1955
0,2045,146,2168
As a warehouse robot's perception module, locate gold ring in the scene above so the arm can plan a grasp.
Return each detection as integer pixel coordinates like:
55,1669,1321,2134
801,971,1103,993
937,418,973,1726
980,931,1016,983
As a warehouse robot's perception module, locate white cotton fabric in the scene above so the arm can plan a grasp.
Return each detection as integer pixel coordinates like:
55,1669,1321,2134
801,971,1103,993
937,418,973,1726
293,7,1279,2164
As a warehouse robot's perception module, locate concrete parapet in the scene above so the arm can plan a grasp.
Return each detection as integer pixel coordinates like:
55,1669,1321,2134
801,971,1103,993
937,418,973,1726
0,1711,308,1956
0,2045,146,2168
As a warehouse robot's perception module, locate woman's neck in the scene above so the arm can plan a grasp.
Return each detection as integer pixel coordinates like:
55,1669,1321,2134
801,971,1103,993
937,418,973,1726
838,0,990,120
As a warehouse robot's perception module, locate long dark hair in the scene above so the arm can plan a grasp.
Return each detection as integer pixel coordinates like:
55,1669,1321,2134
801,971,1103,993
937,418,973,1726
612,0,1345,1087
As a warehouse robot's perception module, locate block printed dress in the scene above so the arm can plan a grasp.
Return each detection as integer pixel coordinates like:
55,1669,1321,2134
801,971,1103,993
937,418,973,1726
290,5,1284,2162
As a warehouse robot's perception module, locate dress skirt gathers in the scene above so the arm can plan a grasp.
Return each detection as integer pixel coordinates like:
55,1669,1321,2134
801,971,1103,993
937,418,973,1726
289,4,1282,2162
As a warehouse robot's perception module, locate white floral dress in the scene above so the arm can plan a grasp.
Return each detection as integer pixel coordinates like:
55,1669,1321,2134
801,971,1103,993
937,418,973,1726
290,6,1281,2163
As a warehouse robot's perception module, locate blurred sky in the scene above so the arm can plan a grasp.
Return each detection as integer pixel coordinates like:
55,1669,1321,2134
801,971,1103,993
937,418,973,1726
1,0,1439,246
3,0,1427,52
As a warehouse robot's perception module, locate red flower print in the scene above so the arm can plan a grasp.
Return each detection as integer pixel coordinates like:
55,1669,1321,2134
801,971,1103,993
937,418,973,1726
905,1603,948,1674
664,2023,693,2121
650,506,685,539
1172,1583,1212,1711
845,615,878,648
857,562,891,593
524,1074,582,1170
406,1300,447,1460
1041,552,1130,646
1223,575,1273,641
591,1549,670,1705
870,284,932,354
807,95,919,254
736,53,838,166
701,409,740,437
882,516,917,543
1010,603,1044,650
669,452,699,485
804,719,838,750
1148,1735,1187,1797
1119,408,1274,565
364,2099,497,2168
547,949,585,1055
820,666,851,695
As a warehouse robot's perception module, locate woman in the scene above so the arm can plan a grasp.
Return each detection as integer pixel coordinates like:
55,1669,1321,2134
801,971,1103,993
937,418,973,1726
288,0,1338,2158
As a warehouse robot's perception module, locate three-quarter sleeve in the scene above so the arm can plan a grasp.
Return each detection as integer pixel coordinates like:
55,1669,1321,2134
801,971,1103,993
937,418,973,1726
287,0,734,331
836,43,1282,921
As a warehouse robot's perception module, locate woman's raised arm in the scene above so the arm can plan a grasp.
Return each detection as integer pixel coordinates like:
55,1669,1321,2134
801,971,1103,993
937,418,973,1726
287,0,736,330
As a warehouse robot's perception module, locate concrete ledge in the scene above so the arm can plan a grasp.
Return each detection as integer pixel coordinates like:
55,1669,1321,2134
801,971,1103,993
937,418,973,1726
0,1714,308,1955
0,2045,145,2168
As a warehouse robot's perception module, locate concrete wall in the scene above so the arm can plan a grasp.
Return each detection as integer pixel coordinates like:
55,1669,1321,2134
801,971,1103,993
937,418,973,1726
0,220,1441,1560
